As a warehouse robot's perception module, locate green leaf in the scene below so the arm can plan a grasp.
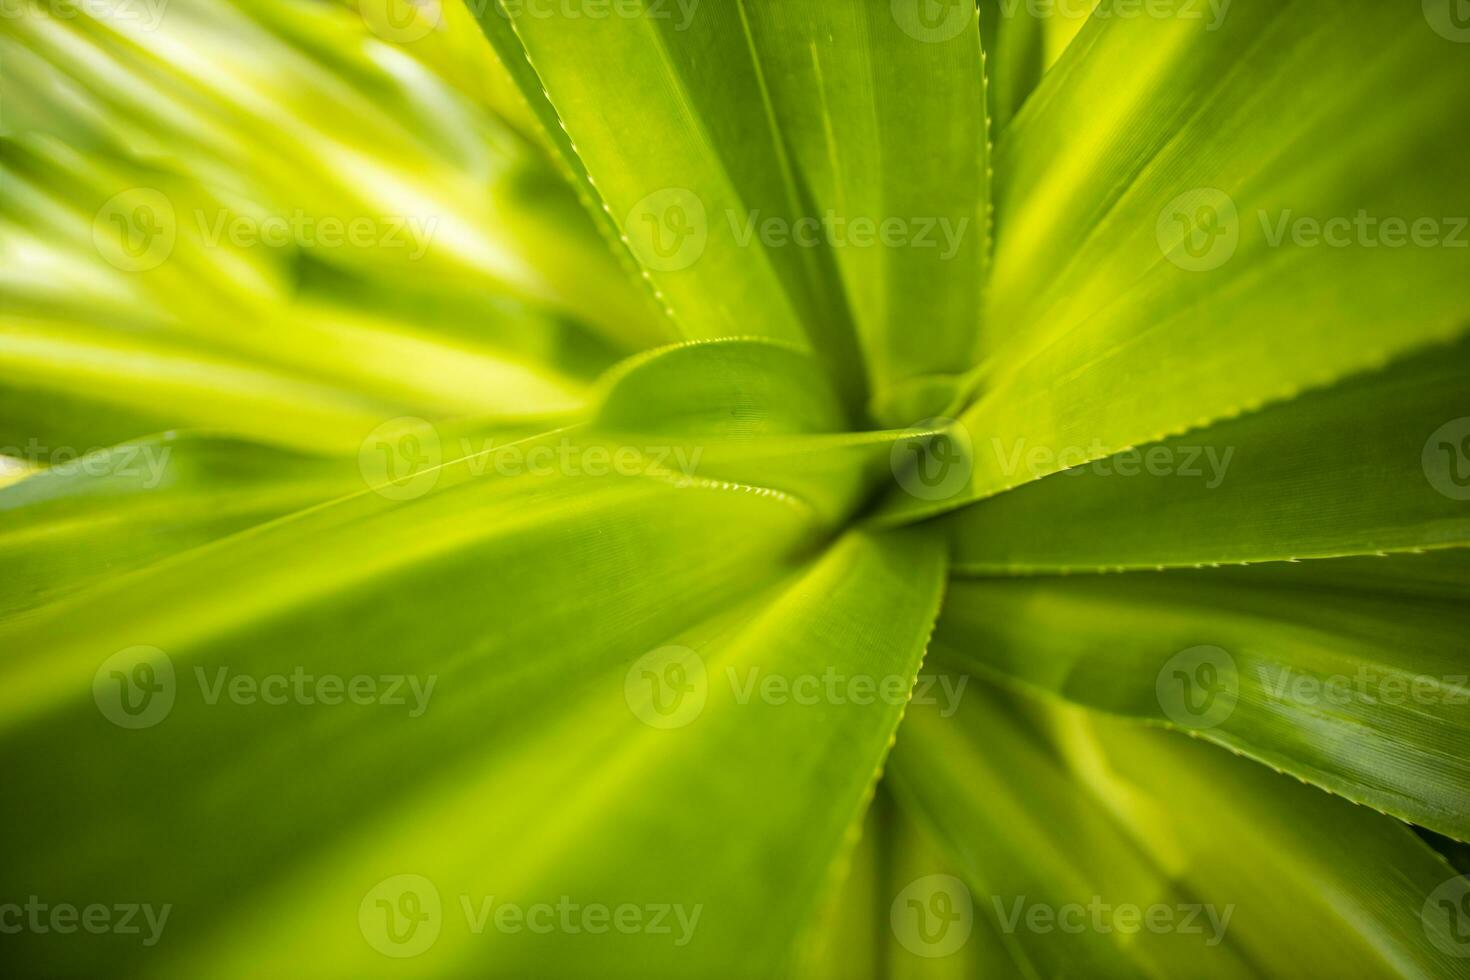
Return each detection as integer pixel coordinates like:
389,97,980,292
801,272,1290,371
878,1,1470,524
481,0,869,407
935,549,1470,838
940,336,1470,573
587,337,919,525
796,789,1014,979
0,447,946,975
593,337,850,437
735,0,990,422
0,433,357,617
889,683,1470,977
979,0,1093,133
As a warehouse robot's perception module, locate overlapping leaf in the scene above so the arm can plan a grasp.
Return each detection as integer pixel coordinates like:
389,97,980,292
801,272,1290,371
937,550,1470,838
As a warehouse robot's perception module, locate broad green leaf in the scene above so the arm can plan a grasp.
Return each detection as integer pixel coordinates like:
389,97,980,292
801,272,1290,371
0,433,357,617
737,0,990,423
940,336,1470,573
0,443,947,975
935,549,1470,838
889,683,1470,977
879,0,1470,524
482,0,869,407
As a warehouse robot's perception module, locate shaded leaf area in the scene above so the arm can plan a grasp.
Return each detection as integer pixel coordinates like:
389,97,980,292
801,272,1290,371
480,0,993,419
979,0,1094,133
0,439,947,976
940,335,1470,572
888,683,1470,978
734,0,989,423
937,549,1470,838
796,787,1020,979
879,1,1470,524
